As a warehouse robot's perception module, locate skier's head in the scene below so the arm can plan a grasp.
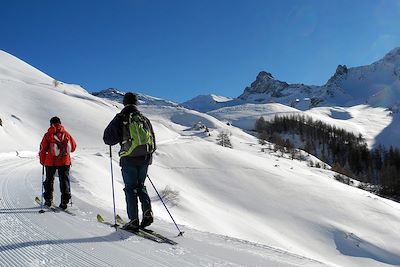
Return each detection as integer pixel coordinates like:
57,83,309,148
123,92,138,106
50,116,61,125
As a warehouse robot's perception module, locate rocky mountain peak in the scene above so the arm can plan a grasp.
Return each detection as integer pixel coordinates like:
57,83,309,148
382,47,400,63
326,64,348,85
238,71,289,101
256,71,274,81
335,65,348,76
93,88,125,97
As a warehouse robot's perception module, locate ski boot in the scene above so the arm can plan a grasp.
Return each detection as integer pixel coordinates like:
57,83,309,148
140,210,154,228
122,219,140,231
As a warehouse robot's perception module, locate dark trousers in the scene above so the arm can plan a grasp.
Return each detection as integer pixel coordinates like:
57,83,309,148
121,165,152,221
43,166,71,204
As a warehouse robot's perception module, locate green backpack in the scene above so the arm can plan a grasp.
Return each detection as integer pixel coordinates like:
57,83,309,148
119,113,155,158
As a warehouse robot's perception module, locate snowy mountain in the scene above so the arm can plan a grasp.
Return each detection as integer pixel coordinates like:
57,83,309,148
1,49,400,266
183,47,400,112
237,71,333,110
92,88,178,107
179,47,400,149
325,47,400,110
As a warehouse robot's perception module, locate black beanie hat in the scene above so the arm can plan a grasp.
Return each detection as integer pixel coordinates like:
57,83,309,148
123,92,138,106
50,116,61,125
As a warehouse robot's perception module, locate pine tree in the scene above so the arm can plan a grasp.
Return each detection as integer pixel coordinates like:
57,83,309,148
216,132,233,148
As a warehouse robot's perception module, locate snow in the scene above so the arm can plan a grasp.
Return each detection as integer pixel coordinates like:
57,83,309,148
209,94,233,103
304,105,396,148
0,50,53,84
328,47,400,108
92,88,179,107
206,102,398,149
180,94,235,113
208,103,302,130
1,50,400,266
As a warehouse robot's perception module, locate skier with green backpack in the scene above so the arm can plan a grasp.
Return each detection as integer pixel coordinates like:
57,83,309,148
103,92,156,231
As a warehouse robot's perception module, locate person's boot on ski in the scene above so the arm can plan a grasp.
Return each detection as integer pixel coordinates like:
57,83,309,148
141,210,154,228
121,218,140,231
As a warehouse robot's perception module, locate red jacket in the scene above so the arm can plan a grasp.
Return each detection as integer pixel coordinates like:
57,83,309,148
39,124,77,166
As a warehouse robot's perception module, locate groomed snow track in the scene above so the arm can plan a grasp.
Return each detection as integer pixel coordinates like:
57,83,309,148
0,155,326,267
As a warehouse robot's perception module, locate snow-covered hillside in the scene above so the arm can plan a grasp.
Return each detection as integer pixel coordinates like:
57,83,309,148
206,103,398,148
208,103,301,130
1,50,400,267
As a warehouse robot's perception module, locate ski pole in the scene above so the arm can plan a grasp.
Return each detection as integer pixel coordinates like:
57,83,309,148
147,174,184,236
109,146,118,228
39,165,45,214
69,176,73,207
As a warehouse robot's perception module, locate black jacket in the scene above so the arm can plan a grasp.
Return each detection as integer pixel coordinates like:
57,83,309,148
103,105,156,166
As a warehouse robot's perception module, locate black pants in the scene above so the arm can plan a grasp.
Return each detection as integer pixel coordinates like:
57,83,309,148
43,166,71,204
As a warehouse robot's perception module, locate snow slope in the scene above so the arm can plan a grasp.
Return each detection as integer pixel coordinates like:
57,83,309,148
208,103,302,130
1,153,319,267
180,94,234,113
325,47,400,108
1,50,400,267
206,103,397,148
304,105,396,148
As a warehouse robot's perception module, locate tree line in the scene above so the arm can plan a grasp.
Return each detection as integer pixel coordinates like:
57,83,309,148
255,115,400,200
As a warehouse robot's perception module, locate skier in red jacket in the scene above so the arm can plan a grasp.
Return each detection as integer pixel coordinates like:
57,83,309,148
39,117,77,209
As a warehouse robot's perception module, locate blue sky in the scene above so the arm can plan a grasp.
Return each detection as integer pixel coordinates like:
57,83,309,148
1,0,400,102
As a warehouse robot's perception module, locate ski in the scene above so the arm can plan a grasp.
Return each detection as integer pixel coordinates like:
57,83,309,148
97,214,164,243
116,214,178,245
97,214,176,244
116,214,125,225
55,206,76,216
35,196,76,215
140,228,178,245
97,214,118,227
97,214,163,243
35,196,59,213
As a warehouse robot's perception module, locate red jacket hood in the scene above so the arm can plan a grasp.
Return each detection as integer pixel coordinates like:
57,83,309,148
47,124,65,134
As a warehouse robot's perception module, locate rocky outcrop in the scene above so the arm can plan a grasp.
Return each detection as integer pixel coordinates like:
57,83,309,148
238,71,289,100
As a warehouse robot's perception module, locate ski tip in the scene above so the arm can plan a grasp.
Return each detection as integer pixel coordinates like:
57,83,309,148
35,196,40,202
116,214,125,224
96,214,104,222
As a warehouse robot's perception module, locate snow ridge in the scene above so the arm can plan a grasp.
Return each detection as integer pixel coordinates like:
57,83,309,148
92,88,178,107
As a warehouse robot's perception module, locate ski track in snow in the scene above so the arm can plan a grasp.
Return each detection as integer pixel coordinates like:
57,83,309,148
0,158,194,266
0,156,325,267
